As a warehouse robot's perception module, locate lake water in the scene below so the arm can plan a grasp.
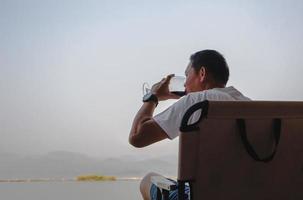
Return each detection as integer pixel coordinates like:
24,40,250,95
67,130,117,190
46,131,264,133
0,180,142,200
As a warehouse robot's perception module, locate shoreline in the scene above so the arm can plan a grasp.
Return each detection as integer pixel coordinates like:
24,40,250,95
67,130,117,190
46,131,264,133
0,177,142,183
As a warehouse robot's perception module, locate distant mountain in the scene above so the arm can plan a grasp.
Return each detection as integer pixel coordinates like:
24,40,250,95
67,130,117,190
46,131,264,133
0,151,177,179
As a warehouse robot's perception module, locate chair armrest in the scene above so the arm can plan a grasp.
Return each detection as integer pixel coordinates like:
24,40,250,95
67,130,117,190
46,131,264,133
151,176,177,191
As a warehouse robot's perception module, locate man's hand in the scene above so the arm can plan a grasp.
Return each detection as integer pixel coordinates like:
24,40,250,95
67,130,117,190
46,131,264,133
151,74,180,101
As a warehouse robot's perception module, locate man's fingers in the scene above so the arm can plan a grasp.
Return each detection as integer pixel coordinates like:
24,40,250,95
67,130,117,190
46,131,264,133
163,74,175,84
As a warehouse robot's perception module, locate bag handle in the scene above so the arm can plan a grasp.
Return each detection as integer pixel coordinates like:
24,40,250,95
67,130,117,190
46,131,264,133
237,118,281,163
179,101,209,132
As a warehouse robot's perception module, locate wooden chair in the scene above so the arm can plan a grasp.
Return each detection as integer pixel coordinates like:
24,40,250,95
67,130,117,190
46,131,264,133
152,100,303,200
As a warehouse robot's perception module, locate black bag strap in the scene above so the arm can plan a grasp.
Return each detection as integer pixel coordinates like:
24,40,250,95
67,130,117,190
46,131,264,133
237,118,281,163
179,101,209,132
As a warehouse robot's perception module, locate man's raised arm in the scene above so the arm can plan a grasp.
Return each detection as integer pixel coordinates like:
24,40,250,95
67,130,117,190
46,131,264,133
128,74,179,148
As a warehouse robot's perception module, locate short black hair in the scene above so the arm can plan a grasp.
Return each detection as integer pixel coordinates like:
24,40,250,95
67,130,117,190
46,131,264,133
190,49,229,85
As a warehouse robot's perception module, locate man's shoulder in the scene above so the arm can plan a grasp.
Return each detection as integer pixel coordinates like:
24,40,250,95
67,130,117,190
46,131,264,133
185,86,250,101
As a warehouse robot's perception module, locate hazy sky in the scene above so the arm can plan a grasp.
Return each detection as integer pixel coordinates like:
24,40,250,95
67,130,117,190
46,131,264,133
1,0,303,158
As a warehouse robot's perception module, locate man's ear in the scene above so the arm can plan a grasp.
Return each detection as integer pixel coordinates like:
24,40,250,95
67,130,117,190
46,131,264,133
199,67,206,82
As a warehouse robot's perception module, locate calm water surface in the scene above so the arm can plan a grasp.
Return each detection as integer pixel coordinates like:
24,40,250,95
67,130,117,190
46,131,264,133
0,180,142,200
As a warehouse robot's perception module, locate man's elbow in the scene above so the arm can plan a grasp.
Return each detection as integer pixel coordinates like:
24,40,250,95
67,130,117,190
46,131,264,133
129,136,146,148
128,120,163,148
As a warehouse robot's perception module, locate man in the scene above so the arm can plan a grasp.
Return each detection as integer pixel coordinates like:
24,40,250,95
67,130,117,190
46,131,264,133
129,50,250,200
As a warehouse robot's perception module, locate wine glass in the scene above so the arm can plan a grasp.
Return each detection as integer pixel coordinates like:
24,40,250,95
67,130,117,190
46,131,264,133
142,76,186,97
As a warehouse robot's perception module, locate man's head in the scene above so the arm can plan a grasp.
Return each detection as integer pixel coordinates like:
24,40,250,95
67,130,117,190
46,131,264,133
184,49,229,93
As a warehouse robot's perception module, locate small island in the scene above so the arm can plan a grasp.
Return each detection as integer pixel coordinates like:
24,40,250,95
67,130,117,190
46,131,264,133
76,175,116,181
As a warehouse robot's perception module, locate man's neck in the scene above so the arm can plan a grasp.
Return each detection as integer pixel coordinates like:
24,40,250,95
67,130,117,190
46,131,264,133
202,82,225,90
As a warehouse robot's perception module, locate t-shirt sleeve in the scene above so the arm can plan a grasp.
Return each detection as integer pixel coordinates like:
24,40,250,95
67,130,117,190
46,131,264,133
153,95,199,140
153,99,185,139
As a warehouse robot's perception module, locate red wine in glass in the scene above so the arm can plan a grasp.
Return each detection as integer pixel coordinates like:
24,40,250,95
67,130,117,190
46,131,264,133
142,75,186,97
171,91,186,97
169,76,186,97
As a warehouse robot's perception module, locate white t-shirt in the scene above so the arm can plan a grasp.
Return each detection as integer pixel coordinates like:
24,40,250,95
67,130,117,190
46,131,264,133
153,86,251,139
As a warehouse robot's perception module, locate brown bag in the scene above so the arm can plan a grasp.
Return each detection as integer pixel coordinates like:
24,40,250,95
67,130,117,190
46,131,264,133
178,101,303,200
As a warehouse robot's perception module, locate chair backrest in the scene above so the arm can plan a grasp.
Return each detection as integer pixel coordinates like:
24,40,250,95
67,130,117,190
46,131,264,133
178,101,303,200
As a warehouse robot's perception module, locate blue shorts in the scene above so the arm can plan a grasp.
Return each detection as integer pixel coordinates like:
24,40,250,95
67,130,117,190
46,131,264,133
150,179,190,200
